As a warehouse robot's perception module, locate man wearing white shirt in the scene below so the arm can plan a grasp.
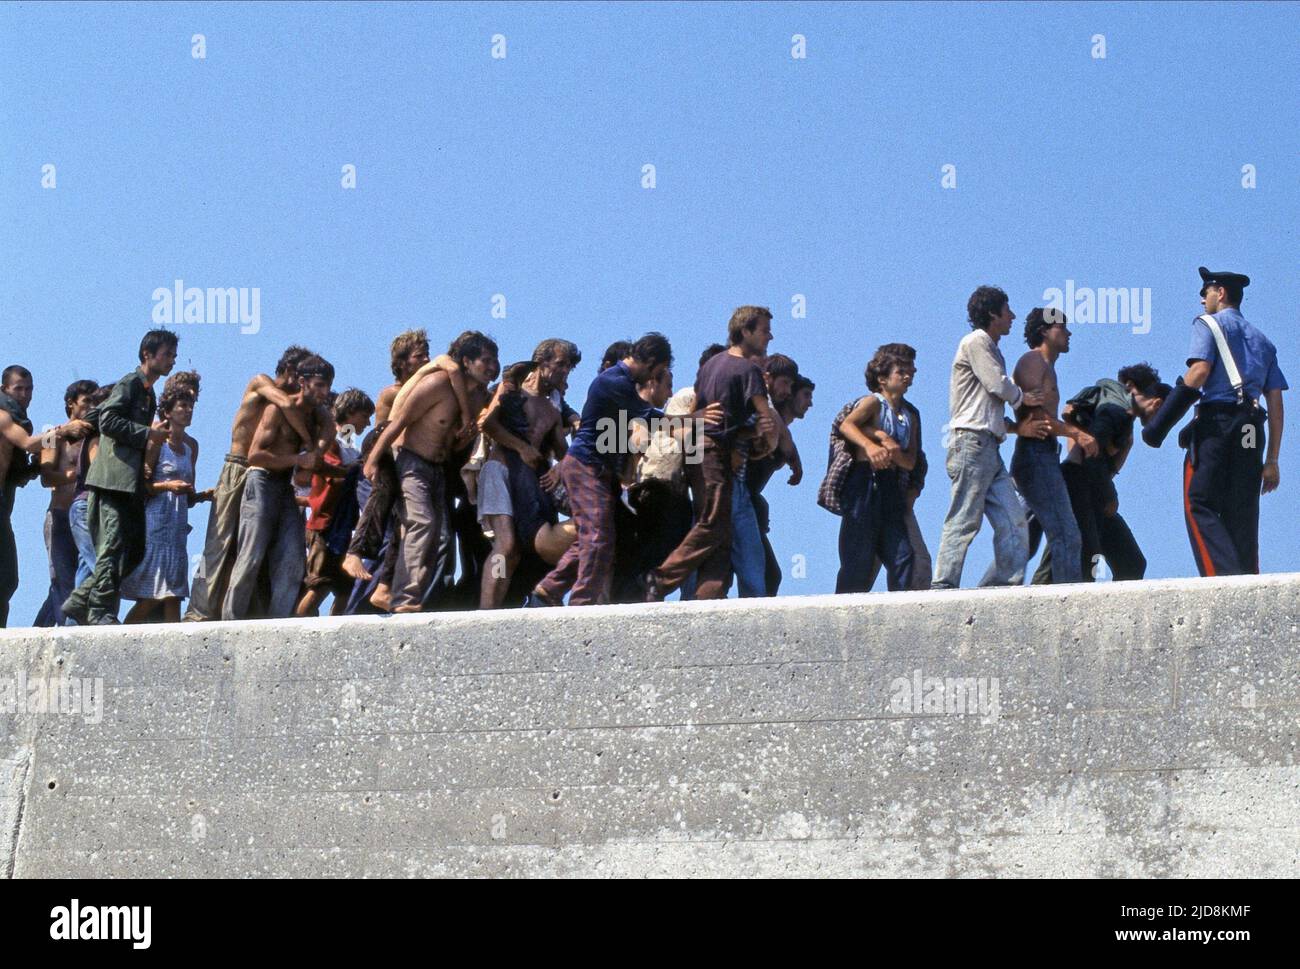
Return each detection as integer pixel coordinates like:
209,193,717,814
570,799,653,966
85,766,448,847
932,286,1047,589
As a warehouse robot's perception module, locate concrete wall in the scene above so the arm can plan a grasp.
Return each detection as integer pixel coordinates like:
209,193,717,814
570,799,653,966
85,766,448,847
3,574,1299,878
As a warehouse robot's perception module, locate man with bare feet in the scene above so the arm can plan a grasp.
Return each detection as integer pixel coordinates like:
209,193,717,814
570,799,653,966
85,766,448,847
1008,308,1098,584
342,330,472,611
365,331,498,613
477,340,579,608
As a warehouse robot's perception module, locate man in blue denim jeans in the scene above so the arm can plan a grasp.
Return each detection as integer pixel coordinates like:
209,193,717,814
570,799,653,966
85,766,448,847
1006,308,1099,584
731,354,797,597
932,286,1049,589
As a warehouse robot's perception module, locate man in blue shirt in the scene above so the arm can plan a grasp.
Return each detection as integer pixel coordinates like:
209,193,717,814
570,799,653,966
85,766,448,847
527,333,672,606
1143,267,1287,575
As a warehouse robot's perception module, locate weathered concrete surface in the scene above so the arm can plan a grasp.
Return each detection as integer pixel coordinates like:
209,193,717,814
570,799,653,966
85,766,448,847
3,574,1300,878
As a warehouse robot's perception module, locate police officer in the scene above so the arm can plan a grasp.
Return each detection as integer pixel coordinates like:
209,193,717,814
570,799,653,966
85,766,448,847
1142,267,1287,576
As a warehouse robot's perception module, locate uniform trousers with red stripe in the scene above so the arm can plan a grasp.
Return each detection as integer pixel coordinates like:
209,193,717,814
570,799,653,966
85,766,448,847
1183,404,1265,577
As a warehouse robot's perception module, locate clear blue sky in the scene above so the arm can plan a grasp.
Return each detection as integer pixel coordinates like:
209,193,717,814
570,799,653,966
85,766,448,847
2,1,1297,623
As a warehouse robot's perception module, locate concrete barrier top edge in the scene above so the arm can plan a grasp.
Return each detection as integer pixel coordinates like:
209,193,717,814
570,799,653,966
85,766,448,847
2,572,1296,644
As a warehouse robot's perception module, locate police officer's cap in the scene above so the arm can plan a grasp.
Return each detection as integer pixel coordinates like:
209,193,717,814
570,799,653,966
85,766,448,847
1198,266,1250,296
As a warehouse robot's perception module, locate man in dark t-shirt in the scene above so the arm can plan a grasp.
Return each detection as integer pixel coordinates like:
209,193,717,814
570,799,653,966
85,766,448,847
642,306,780,601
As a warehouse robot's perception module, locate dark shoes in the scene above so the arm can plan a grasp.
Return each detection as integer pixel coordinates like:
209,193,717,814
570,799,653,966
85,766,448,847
636,571,666,603
61,597,120,625
61,597,89,626
523,590,560,608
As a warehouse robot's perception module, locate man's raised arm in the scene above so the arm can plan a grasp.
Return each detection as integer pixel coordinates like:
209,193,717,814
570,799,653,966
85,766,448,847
248,405,314,472
363,371,446,481
249,374,317,453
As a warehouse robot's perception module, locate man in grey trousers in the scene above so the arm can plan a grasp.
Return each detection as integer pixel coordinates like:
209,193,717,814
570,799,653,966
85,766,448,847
931,286,1048,589
223,354,334,619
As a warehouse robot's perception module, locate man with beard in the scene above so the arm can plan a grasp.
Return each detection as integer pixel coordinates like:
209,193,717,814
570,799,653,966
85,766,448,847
184,346,333,620
223,354,336,620
477,343,579,608
365,331,498,612
1007,307,1098,584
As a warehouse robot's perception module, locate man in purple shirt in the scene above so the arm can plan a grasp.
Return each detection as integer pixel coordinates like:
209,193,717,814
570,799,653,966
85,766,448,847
641,306,779,601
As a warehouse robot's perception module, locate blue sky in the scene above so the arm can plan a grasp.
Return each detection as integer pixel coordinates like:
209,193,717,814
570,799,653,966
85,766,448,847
2,1,1297,622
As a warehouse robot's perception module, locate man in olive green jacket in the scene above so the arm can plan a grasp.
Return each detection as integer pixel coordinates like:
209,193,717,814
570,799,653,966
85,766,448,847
62,330,176,625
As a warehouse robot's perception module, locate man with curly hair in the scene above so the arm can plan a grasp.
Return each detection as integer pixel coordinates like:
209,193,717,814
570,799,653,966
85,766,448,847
1006,307,1098,584
34,377,99,626
224,354,336,620
183,346,333,621
1031,363,1169,582
931,287,1048,590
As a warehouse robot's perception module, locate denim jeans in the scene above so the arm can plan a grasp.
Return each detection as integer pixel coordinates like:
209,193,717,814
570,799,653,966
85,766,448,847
868,502,932,591
1028,461,1146,584
932,429,1028,589
34,507,79,627
1010,438,1083,583
222,468,306,620
69,495,96,591
730,465,767,597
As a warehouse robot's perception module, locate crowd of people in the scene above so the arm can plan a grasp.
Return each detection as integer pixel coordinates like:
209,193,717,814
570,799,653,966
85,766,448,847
0,265,1284,627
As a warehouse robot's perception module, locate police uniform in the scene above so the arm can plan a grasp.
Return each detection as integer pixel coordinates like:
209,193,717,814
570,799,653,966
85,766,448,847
1177,268,1287,575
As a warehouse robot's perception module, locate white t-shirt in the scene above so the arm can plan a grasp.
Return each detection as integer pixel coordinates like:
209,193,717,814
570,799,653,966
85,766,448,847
638,386,696,485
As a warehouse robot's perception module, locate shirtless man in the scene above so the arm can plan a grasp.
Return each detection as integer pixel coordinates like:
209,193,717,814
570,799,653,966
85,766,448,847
477,340,578,608
223,354,335,620
342,330,470,610
338,330,431,601
1009,307,1098,585
184,346,333,620
35,379,99,626
365,331,498,613
0,366,91,626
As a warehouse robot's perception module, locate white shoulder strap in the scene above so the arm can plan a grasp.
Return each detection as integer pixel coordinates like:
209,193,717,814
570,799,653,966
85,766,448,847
1198,314,1244,403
